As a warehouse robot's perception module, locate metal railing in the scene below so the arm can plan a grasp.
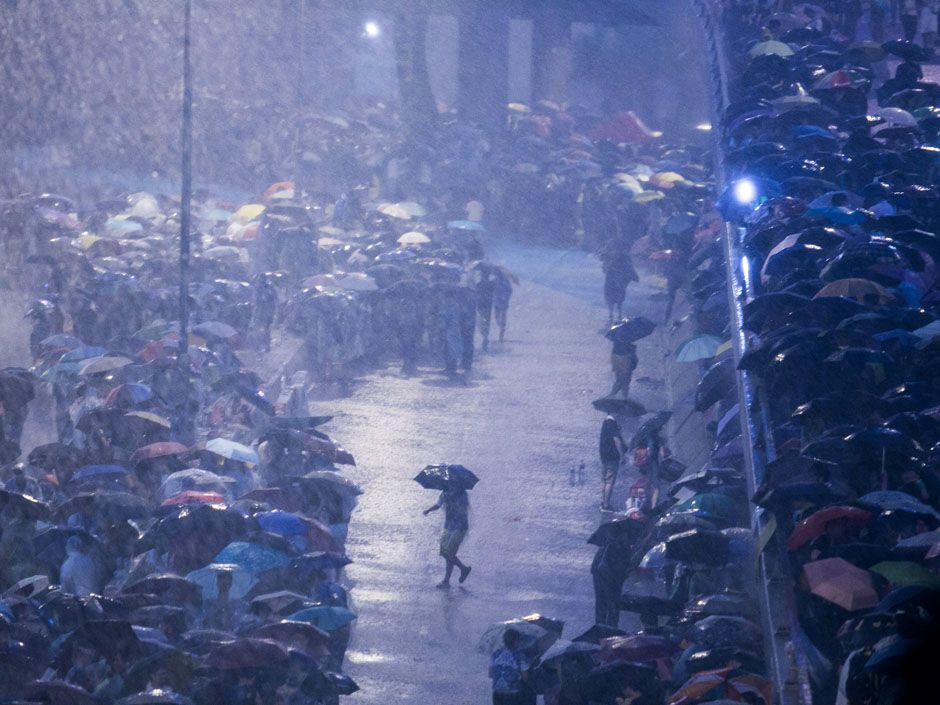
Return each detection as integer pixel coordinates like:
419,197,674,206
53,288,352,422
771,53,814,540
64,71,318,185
687,2,814,703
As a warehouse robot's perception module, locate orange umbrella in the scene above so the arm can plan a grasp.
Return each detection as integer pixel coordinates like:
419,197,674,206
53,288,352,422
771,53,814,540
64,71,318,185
801,557,879,611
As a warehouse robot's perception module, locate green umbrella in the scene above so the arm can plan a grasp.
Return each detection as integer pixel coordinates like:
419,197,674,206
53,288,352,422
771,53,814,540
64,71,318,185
871,561,940,589
670,492,740,524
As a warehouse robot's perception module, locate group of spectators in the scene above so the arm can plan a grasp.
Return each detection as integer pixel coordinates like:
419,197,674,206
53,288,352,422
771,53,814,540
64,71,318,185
713,1,940,704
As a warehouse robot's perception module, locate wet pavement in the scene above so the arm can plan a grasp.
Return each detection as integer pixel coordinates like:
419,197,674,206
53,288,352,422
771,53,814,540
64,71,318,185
320,238,710,704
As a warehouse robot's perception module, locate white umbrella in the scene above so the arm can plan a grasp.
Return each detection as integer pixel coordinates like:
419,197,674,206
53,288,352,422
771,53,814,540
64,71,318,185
397,231,431,246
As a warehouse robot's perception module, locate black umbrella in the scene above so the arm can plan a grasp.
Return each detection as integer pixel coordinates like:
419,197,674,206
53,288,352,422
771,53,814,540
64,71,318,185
883,39,934,63
583,661,661,704
573,623,628,644
414,464,479,491
630,411,672,448
587,516,646,547
665,528,730,567
606,316,656,343
591,397,646,415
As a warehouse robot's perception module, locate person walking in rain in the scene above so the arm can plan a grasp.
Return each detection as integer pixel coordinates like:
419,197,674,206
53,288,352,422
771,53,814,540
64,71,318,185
599,414,626,511
492,267,514,345
423,485,472,588
476,265,497,352
250,273,278,352
601,243,637,325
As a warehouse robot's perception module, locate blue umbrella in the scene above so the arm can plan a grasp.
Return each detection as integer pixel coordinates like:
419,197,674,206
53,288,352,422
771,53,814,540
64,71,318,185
806,206,868,225
256,511,307,537
288,605,357,631
204,438,259,465
39,334,82,350
212,542,291,573
40,362,82,382
72,464,128,481
293,552,352,572
59,346,108,364
859,491,940,520
676,335,724,362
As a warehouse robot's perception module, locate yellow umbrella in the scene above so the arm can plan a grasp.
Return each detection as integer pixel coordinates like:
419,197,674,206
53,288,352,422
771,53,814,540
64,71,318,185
77,233,102,250
633,190,666,204
231,203,265,223
613,173,644,194
508,102,530,113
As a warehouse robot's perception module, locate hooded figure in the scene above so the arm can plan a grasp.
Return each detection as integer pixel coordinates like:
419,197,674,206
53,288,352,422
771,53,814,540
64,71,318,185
60,535,99,597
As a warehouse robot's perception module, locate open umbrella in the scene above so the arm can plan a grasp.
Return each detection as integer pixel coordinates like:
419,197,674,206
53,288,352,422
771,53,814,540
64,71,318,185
606,317,656,343
537,639,600,666
79,356,133,376
212,542,291,573
478,619,555,654
288,605,357,631
0,488,51,520
676,335,725,362
591,397,647,415
131,441,188,464
203,438,259,464
870,561,940,588
186,563,256,600
802,557,879,611
205,638,289,669
787,506,873,551
587,516,646,547
414,464,479,491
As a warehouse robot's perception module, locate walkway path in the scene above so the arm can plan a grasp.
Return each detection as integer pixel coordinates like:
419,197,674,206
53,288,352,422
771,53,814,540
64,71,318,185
328,238,709,704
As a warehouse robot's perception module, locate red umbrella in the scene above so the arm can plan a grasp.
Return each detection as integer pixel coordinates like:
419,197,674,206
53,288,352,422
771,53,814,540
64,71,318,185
161,491,225,507
802,557,879,611
787,505,872,551
131,441,189,464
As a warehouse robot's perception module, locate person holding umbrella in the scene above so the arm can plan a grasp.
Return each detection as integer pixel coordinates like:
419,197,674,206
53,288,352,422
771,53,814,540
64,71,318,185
605,317,654,400
418,464,477,588
599,415,626,511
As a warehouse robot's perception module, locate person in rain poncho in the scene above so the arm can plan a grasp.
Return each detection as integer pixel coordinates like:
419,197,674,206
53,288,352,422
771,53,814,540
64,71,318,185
60,535,100,597
423,485,472,588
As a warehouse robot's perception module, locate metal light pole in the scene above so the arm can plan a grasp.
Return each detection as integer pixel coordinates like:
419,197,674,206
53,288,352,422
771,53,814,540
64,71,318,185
295,0,306,185
177,0,195,443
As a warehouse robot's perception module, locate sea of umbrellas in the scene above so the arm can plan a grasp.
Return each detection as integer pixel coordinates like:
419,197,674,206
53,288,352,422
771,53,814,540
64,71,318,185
0,90,728,705
712,3,940,705
0,173,526,704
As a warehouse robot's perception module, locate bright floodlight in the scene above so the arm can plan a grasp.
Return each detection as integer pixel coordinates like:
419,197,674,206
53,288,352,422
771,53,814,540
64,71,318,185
734,178,757,205
364,21,381,38
695,122,713,131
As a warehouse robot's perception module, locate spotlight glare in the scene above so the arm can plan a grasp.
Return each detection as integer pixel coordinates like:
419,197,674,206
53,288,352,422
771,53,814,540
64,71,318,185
733,178,757,205
364,21,381,38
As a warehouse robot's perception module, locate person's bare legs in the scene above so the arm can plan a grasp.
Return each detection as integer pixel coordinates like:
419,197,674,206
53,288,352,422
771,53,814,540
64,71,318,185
438,557,470,588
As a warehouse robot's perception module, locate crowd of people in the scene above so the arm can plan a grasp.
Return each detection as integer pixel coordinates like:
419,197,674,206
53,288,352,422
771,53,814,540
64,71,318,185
0,105,534,703
715,1,940,704
0,185,381,705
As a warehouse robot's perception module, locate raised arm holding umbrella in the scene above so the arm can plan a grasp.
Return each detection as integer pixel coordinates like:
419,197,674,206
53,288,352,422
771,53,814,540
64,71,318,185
417,464,477,588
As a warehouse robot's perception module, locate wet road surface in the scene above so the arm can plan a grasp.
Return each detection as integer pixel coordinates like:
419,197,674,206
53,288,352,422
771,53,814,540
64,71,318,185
323,238,709,704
